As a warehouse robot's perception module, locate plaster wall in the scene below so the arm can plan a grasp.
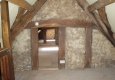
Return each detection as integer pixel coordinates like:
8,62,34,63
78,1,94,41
12,0,115,71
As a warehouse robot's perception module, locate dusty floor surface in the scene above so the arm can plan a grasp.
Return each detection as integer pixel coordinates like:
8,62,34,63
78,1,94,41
39,40,58,69
15,68,115,80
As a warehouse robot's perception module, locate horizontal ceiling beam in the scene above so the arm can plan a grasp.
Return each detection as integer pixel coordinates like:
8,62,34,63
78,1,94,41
6,0,33,10
26,19,95,28
88,0,115,12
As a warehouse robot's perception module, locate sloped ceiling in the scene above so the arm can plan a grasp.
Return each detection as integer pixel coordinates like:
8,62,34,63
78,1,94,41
87,0,115,32
0,0,36,43
0,0,115,40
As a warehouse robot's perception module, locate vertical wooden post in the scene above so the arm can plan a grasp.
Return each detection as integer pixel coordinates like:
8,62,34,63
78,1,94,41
31,28,39,70
85,27,92,68
55,28,59,45
1,0,15,80
58,27,65,69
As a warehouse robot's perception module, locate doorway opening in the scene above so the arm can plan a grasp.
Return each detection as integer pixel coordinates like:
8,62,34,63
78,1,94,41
31,27,65,70
38,28,59,69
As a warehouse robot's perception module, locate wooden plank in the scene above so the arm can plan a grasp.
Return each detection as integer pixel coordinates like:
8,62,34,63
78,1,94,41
11,0,47,41
58,27,65,69
98,7,113,36
12,7,26,29
27,19,94,28
1,0,11,48
88,0,115,12
1,0,15,80
76,0,115,47
0,49,9,58
31,28,39,70
85,27,92,68
6,0,32,10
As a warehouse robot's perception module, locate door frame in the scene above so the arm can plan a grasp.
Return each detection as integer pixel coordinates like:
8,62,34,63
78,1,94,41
31,27,65,70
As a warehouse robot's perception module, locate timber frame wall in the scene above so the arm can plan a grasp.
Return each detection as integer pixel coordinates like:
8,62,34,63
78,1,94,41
31,26,66,70
0,0,114,75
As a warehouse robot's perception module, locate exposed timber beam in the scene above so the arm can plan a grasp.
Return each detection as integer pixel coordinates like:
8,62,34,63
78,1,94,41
1,0,15,80
6,0,33,10
1,0,11,48
31,27,39,70
98,7,113,37
12,7,26,29
11,0,47,41
85,26,92,68
27,19,94,28
76,0,115,46
88,0,115,12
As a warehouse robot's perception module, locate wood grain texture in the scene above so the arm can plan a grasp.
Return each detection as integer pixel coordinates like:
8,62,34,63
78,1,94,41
1,0,11,48
85,27,92,68
88,0,115,12
58,27,65,69
98,7,113,37
1,0,15,80
31,28,39,70
11,0,47,41
27,19,94,28
76,0,115,47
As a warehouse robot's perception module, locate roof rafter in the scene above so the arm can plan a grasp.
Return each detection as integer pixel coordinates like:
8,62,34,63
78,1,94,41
88,0,115,12
11,7,26,29
98,7,113,37
6,0,33,10
76,0,115,47
11,0,47,41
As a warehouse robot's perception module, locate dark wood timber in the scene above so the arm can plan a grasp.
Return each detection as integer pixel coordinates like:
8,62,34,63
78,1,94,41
0,49,14,80
98,7,113,37
76,0,115,47
31,28,39,70
12,7,26,29
58,27,65,69
11,0,47,41
1,0,15,80
88,0,115,12
1,0,11,48
6,0,32,10
26,19,94,29
85,27,92,68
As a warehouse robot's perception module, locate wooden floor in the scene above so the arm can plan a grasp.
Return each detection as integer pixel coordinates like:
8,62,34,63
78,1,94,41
15,68,115,80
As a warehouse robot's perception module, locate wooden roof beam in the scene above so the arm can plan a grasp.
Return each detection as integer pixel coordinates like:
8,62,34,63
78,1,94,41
76,0,115,47
98,7,113,37
6,0,33,10
27,19,95,28
11,7,26,29
11,0,47,41
88,0,115,12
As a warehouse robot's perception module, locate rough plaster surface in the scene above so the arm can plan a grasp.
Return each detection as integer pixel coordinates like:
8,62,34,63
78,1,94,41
13,29,31,71
32,0,90,21
12,0,115,71
65,28,85,69
92,30,115,68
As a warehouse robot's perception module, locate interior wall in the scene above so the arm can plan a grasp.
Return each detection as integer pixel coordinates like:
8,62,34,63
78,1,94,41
12,0,115,71
12,29,31,71
92,30,115,68
65,28,85,69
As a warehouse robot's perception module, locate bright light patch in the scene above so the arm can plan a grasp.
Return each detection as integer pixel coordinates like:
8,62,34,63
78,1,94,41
39,47,59,51
46,39,55,42
60,60,65,64
35,22,39,26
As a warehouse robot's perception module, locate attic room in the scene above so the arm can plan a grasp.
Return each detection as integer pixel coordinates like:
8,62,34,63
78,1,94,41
0,0,115,80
